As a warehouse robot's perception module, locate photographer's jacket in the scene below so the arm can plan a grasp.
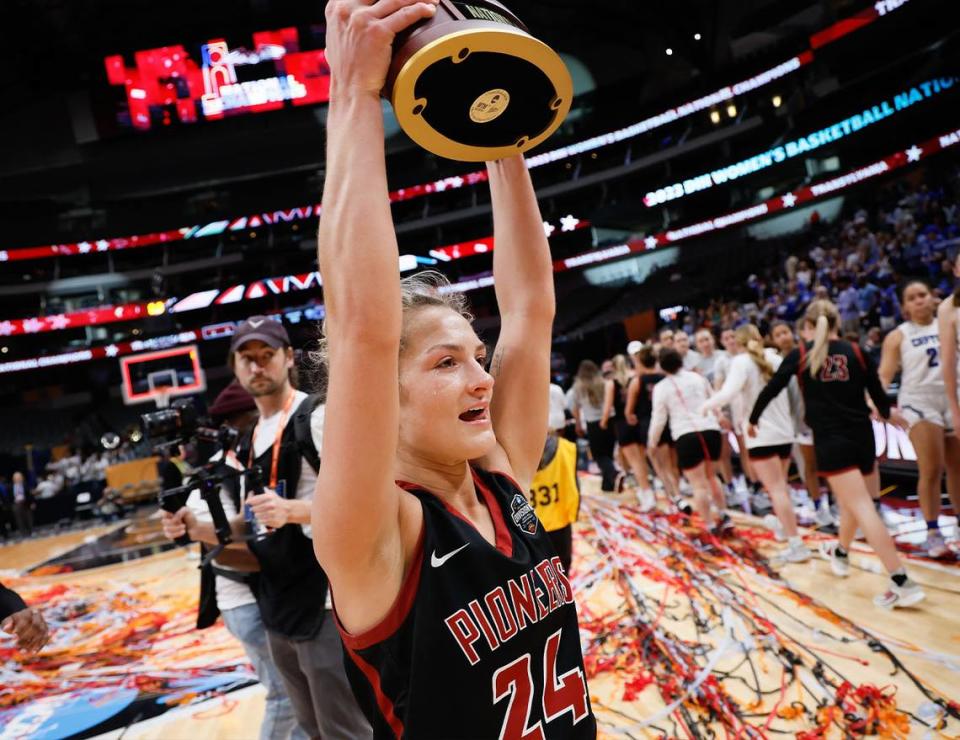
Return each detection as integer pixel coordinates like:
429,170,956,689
238,391,328,641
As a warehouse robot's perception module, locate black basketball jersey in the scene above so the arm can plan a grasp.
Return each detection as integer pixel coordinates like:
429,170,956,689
336,466,596,740
750,339,891,436
636,373,665,419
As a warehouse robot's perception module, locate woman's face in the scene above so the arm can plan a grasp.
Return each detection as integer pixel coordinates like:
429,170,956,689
902,283,934,323
771,325,795,354
695,331,714,355
398,306,497,465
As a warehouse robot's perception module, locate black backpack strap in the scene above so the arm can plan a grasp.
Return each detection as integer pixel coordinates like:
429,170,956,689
293,394,322,474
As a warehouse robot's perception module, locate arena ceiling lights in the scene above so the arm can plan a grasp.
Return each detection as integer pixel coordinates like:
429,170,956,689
3,120,956,377
0,0,915,265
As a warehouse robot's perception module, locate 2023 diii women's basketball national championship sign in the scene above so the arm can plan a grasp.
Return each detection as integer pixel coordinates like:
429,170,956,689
383,0,573,161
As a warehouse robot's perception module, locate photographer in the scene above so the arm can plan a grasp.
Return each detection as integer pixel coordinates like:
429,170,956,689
167,379,299,740
162,317,370,740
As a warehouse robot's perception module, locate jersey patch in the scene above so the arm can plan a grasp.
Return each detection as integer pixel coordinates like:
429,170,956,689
510,493,539,535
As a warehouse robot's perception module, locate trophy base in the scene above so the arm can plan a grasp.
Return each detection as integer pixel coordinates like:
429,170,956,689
388,23,573,162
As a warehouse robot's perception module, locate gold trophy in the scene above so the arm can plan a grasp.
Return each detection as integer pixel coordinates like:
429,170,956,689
383,0,573,161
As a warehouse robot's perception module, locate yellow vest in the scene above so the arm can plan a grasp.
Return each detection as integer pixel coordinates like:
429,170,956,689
528,438,580,532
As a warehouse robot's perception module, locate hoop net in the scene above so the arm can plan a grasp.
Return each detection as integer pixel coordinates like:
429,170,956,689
154,389,172,409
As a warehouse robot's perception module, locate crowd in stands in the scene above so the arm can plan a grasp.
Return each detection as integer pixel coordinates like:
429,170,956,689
670,167,959,356
558,165,959,522
0,443,147,540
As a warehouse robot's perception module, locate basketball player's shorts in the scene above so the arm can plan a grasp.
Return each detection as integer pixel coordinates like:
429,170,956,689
660,425,674,447
898,392,954,432
675,430,722,471
614,418,642,447
747,443,793,461
815,421,876,477
637,418,673,447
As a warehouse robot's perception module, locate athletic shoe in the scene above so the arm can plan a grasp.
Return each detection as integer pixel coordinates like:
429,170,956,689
873,580,926,609
716,514,736,536
925,531,949,559
725,486,749,512
818,541,850,577
782,541,812,563
814,504,836,528
763,513,787,542
636,489,656,512
750,494,772,514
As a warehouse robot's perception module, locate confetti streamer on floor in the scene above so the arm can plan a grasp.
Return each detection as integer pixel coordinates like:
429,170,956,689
0,552,254,739
574,494,960,739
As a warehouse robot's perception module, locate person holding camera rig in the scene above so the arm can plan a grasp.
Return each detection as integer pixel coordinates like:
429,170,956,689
160,379,299,740
162,317,370,739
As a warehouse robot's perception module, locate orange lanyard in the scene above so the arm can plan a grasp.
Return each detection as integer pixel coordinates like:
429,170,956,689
248,390,297,490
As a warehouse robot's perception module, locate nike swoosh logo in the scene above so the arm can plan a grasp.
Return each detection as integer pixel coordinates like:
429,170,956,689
431,543,469,568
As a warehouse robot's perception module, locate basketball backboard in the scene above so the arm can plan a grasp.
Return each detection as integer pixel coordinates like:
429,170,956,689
120,345,206,405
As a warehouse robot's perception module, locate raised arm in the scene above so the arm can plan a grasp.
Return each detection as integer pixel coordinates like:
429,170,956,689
483,156,556,488
939,299,960,439
312,0,438,606
749,349,798,425
877,328,902,391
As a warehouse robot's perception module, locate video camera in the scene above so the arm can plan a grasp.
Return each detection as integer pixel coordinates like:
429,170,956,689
141,400,263,565
142,398,239,453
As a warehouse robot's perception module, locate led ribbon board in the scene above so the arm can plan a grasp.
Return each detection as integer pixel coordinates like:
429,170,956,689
643,77,956,207
0,0,914,263
104,28,330,131
3,121,958,372
0,218,588,337
431,124,960,280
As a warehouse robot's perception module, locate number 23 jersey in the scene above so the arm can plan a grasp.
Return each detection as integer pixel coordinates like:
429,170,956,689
336,466,596,739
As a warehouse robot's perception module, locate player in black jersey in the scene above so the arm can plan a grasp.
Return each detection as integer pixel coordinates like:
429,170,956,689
602,354,652,508
313,2,596,737
750,301,924,609
626,345,679,504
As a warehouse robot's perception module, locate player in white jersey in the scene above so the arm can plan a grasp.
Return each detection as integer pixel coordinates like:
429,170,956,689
649,348,729,532
880,281,960,558
713,328,750,497
701,325,809,562
938,251,960,440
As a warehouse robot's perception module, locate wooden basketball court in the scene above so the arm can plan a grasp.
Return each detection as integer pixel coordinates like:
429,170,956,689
2,486,959,739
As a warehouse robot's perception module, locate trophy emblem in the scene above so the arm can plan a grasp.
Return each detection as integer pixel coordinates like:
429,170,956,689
383,0,573,161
